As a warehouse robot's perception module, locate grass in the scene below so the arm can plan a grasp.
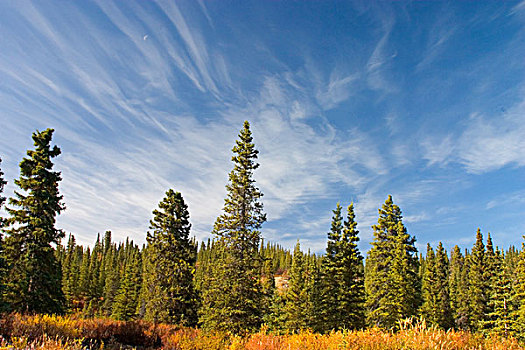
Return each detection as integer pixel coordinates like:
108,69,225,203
0,314,522,349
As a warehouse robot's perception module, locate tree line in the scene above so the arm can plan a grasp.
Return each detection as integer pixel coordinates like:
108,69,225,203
0,123,524,339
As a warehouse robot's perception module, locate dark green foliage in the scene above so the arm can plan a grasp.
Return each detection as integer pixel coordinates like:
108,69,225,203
102,243,120,316
482,248,514,336
513,237,525,339
0,157,7,311
200,121,266,334
139,190,198,325
0,156,6,227
449,246,470,329
468,228,488,331
319,202,365,332
112,246,142,321
283,241,310,331
421,243,452,329
3,129,65,314
365,195,420,329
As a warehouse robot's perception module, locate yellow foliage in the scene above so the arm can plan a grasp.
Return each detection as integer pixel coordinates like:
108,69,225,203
0,314,523,349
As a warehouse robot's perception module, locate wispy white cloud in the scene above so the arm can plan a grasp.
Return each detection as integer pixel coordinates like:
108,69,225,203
417,9,457,71
366,15,396,93
457,97,525,173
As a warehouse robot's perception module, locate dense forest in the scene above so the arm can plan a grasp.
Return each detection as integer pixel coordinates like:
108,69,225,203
0,122,524,342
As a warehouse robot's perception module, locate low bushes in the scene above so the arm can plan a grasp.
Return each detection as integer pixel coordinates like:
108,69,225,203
0,314,523,349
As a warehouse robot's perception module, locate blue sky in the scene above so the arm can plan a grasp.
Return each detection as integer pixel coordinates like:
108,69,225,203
1,0,525,254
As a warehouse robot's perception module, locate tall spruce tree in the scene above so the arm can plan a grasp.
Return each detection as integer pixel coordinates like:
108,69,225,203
320,202,365,332
200,121,266,334
365,195,419,329
139,189,198,325
3,129,65,313
468,228,488,331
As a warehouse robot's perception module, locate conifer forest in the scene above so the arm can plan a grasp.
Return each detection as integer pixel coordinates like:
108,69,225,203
0,123,525,349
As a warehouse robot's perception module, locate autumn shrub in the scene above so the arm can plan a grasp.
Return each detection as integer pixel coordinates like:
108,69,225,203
1,314,524,350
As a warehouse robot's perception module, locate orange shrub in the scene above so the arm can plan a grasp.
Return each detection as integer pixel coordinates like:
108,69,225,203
1,314,524,350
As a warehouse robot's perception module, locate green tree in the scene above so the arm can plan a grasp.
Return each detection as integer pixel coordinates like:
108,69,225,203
200,121,266,334
482,248,514,336
3,129,65,313
421,243,452,329
283,241,310,331
365,195,419,329
0,157,8,311
140,189,198,325
112,247,142,321
449,246,469,329
0,157,6,227
468,228,488,331
420,244,437,323
513,237,525,339
320,202,365,332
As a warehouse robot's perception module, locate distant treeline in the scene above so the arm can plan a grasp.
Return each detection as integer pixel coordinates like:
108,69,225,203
0,123,524,340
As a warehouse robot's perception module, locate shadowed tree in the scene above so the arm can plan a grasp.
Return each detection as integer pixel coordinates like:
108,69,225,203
139,190,198,325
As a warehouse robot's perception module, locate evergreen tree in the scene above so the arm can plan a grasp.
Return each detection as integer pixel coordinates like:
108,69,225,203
420,244,437,323
365,195,419,329
434,242,453,329
62,234,76,309
421,243,452,329
283,241,310,331
319,202,365,332
513,237,525,339
0,157,7,311
3,129,65,313
200,121,266,334
468,228,488,331
0,157,6,227
102,243,120,316
449,246,470,329
483,248,514,336
140,189,198,325
112,247,142,321
305,251,322,331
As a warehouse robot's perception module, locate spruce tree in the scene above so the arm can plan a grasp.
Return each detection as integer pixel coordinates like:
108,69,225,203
513,237,525,339
200,121,266,334
112,247,142,321
0,157,7,311
420,244,437,323
140,189,198,325
3,129,65,313
320,202,365,332
468,228,488,331
483,248,514,336
365,195,419,329
434,242,453,329
102,244,120,316
421,243,452,329
283,241,310,331
0,157,6,227
62,234,76,309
